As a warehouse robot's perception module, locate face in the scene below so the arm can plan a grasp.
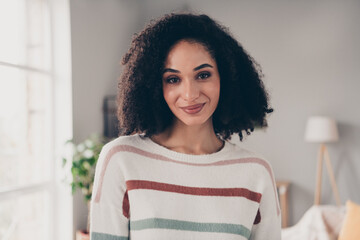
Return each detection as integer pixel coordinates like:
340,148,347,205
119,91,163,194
162,40,220,128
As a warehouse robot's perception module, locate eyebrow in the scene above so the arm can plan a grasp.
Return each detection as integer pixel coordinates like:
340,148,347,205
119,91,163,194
163,63,213,74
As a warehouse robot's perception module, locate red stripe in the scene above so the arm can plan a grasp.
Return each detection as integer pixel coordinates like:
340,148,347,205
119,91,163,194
254,209,261,224
126,180,262,203
122,190,130,218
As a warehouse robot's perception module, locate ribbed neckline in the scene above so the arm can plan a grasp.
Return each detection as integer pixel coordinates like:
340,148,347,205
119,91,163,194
135,134,234,163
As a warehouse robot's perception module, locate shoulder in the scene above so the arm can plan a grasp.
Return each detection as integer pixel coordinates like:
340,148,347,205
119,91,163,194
101,134,144,152
226,142,276,181
94,134,145,180
96,134,148,166
226,141,269,163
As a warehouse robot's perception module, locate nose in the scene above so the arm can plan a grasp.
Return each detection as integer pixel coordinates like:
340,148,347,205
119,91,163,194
182,79,199,102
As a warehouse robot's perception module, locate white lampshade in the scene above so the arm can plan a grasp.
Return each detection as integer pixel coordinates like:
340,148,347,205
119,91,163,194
304,116,339,143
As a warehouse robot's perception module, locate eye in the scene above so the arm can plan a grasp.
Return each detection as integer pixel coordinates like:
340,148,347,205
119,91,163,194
197,72,211,80
165,76,180,84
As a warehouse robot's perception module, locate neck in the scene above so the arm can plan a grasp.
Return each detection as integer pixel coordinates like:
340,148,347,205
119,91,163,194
151,119,224,155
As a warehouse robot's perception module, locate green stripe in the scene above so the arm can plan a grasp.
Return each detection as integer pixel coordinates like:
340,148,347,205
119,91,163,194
91,232,128,240
130,218,251,238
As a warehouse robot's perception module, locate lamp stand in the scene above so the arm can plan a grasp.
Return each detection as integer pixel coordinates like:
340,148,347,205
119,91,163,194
314,143,341,206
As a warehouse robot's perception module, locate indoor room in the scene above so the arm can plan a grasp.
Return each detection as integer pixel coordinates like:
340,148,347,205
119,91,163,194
0,0,359,239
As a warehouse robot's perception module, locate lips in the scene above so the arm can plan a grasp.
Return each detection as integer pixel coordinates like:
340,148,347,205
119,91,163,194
180,103,205,114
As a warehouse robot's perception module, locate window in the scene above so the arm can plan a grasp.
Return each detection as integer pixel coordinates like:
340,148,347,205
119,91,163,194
0,0,72,239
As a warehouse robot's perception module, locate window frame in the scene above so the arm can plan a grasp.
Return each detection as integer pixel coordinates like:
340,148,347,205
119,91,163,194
0,0,73,239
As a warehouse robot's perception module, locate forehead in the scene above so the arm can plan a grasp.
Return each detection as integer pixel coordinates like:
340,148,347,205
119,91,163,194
164,40,216,68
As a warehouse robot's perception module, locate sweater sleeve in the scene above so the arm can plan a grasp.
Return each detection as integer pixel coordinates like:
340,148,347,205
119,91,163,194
250,163,281,240
89,143,130,240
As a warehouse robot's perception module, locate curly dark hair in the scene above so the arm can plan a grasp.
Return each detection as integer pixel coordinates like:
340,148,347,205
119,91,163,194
117,12,273,141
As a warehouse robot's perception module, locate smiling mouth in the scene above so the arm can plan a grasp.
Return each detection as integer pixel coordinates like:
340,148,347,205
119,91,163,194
180,103,205,114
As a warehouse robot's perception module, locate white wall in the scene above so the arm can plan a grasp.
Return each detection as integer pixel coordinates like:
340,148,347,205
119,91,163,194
70,0,360,230
69,0,143,234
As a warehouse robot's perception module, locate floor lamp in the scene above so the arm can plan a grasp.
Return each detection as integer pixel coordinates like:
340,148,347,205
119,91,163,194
305,116,341,206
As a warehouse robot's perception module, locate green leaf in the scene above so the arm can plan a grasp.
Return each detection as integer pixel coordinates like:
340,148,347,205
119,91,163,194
71,168,79,176
71,183,76,194
85,194,92,201
62,158,67,167
61,134,107,203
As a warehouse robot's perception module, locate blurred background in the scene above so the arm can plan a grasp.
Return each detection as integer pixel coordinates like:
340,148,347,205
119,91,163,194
0,0,359,239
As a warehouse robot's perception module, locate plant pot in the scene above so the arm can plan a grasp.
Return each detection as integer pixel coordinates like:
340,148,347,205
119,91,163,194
76,230,89,240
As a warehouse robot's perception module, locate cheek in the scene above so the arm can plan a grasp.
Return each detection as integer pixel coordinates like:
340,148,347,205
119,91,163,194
162,86,176,107
209,81,221,103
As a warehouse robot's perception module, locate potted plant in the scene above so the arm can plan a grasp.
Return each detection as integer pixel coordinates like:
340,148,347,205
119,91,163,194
62,134,107,240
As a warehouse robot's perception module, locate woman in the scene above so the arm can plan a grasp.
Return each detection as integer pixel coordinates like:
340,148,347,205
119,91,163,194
90,13,281,240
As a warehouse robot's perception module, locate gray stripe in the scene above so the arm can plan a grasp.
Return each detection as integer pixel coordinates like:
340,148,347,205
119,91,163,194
90,232,128,240
130,218,250,239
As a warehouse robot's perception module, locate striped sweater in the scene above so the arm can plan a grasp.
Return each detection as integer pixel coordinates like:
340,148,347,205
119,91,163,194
89,134,281,240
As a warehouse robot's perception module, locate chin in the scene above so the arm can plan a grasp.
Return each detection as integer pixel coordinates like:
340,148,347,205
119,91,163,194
175,115,212,128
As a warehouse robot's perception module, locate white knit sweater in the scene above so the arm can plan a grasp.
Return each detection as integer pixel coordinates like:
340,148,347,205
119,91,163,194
89,134,281,240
